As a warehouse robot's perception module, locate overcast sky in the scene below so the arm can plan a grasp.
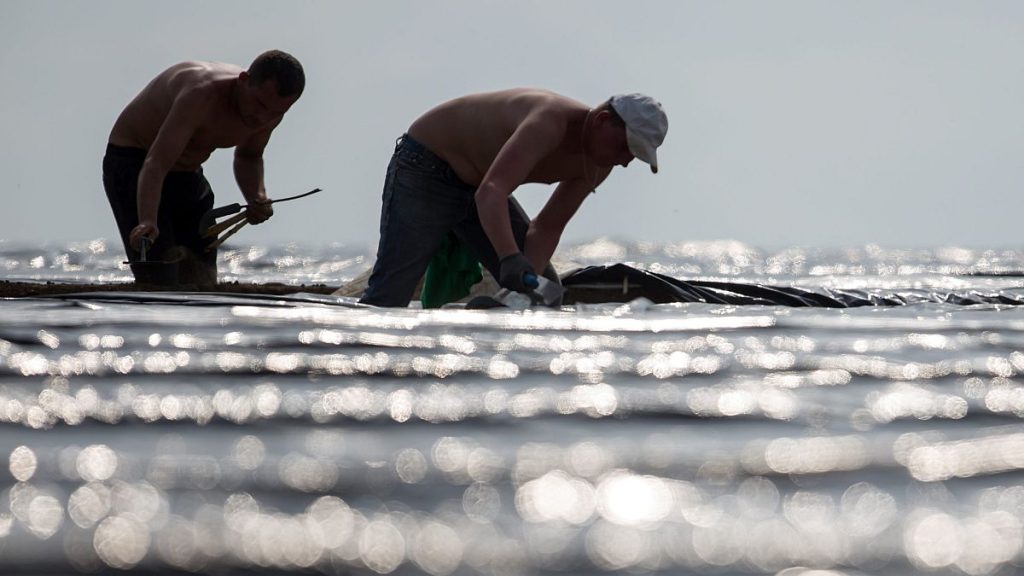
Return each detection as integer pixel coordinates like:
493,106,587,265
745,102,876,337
2,1,1022,250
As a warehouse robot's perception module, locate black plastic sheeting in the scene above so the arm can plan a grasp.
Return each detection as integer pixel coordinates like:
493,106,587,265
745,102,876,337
561,264,1024,307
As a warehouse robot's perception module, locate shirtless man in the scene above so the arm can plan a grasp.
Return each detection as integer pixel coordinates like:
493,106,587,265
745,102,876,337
359,88,668,307
103,50,304,286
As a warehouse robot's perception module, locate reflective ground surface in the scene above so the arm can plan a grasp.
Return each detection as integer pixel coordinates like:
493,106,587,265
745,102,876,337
2,239,1024,575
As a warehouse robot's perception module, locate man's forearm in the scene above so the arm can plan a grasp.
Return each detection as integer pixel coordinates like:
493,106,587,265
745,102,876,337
476,183,519,259
233,154,267,202
524,224,558,273
136,162,166,224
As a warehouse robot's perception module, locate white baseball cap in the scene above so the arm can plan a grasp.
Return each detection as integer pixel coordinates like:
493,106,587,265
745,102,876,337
610,93,668,173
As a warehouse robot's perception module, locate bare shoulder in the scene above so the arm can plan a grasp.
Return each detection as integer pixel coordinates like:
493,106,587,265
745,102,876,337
157,61,240,104
489,89,580,135
501,88,583,115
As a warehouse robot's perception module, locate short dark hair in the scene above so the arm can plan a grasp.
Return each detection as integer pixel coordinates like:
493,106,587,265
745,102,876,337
248,50,305,97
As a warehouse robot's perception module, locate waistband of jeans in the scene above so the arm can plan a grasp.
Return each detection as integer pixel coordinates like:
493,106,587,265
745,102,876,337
395,134,441,160
394,134,474,188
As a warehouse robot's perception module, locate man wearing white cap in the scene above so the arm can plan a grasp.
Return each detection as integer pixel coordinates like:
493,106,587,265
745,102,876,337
360,88,668,307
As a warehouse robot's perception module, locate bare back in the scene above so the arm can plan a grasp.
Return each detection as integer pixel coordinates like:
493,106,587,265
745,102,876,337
408,88,608,187
109,61,261,171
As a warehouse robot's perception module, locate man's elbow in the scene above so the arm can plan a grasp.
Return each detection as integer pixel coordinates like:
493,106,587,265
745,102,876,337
529,225,563,254
529,214,567,240
141,156,171,179
234,149,263,163
474,182,504,207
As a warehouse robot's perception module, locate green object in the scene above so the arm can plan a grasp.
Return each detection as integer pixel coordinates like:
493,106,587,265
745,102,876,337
420,233,483,308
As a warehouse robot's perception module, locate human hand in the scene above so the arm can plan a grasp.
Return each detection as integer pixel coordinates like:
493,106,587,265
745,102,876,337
498,252,540,293
129,221,159,250
246,198,273,224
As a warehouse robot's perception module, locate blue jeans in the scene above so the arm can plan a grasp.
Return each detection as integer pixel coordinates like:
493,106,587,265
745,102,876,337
360,135,558,306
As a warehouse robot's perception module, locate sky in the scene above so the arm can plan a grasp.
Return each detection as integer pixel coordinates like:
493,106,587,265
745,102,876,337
1,1,1022,250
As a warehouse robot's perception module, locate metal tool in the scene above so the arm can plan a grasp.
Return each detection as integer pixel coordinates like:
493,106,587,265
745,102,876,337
197,187,322,252
121,237,183,266
198,188,322,233
529,275,567,306
494,273,566,308
137,236,149,263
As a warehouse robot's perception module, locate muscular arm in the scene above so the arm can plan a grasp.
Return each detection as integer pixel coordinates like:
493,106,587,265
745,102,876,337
131,88,210,245
475,110,565,259
234,121,277,202
234,122,278,224
524,177,594,271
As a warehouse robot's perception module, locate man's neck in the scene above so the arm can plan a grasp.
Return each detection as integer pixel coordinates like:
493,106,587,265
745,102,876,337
566,108,590,154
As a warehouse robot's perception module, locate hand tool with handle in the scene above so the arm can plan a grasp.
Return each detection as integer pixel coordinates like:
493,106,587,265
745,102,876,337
198,188,323,233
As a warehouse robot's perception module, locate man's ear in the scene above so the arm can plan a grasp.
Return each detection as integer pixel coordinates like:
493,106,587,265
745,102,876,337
238,70,250,84
592,109,613,127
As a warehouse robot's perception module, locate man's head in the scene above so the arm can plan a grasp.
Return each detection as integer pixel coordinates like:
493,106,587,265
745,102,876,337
586,101,633,169
236,50,305,128
588,94,668,173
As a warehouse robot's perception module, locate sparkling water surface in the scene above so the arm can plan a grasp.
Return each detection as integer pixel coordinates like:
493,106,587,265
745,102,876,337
3,238,1024,575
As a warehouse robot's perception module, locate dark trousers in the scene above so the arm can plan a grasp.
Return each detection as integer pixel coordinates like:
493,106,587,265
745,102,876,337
102,144,217,286
360,135,559,307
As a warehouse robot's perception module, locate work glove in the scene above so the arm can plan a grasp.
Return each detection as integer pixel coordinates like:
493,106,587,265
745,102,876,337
498,252,540,293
